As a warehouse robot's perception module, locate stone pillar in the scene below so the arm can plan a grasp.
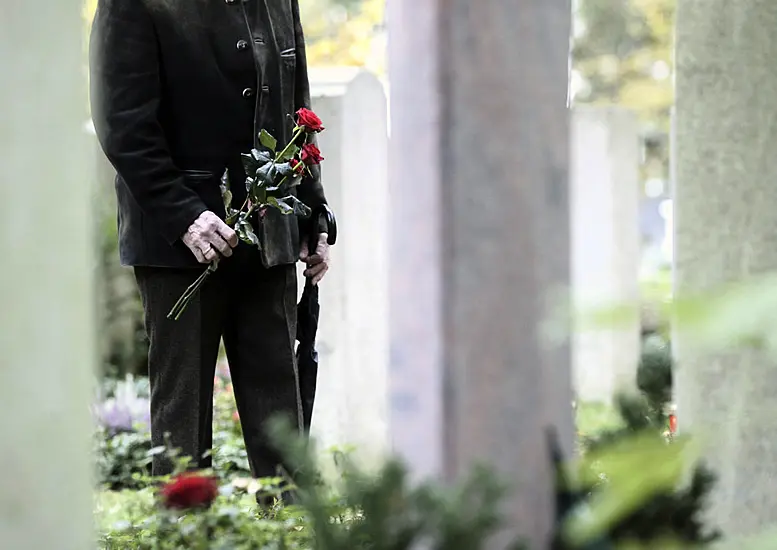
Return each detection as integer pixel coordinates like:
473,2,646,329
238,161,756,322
386,0,574,547
675,1,777,537
571,107,641,403
308,69,390,468
0,2,94,549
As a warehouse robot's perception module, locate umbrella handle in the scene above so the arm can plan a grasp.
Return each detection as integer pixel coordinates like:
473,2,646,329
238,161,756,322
307,204,337,253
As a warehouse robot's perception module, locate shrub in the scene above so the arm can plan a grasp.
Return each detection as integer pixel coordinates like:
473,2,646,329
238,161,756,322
94,371,251,490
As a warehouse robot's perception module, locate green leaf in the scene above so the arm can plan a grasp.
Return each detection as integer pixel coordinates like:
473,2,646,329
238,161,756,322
276,162,294,177
277,144,299,162
259,129,277,152
253,148,273,164
256,161,277,187
220,169,234,212
266,196,294,216
289,196,312,217
225,207,240,226
563,432,701,546
270,195,311,218
241,153,259,175
236,217,261,249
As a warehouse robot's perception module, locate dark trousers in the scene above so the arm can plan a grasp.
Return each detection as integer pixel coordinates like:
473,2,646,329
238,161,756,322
134,244,302,479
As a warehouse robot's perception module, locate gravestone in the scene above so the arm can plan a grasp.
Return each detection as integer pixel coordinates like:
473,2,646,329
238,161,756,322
0,1,95,549
571,107,641,403
308,68,390,467
386,0,574,547
675,0,777,537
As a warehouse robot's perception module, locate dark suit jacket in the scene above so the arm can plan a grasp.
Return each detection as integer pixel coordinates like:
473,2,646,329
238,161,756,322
90,0,327,268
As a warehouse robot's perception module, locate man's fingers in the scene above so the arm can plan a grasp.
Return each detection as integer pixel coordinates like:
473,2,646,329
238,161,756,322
208,234,233,257
202,244,219,263
299,242,309,261
304,262,327,278
215,223,238,247
192,248,207,263
305,253,323,266
311,265,329,285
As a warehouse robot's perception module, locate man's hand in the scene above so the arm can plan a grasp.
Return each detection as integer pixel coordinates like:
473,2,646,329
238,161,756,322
181,211,238,263
299,233,331,285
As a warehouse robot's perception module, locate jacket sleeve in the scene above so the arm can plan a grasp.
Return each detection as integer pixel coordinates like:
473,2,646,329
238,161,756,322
89,0,208,245
291,0,329,237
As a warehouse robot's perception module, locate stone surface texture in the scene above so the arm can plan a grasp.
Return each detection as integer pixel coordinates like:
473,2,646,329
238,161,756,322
0,1,95,548
386,0,574,547
675,0,777,537
571,107,641,403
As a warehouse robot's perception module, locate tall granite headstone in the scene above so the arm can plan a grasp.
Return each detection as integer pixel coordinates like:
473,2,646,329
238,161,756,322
386,0,574,547
675,0,777,537
0,1,94,548
571,107,641,403
308,68,390,469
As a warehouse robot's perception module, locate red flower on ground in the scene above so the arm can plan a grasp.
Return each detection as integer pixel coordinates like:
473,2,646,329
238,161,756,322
300,143,324,166
160,473,219,510
232,410,240,423
668,414,678,434
290,158,305,174
296,107,324,133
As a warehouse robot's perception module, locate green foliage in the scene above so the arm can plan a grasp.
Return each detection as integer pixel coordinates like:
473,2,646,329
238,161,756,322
573,0,674,128
569,395,719,548
95,373,252,491
636,334,672,418
267,417,527,550
97,417,526,550
573,0,674,181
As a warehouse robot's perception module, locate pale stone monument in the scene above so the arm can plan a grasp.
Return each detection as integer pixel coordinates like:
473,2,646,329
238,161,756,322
675,0,777,538
386,0,574,548
307,68,390,467
0,1,95,549
571,107,641,403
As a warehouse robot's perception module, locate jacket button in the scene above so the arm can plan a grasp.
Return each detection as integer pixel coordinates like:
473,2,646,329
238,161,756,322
253,37,265,45
225,0,235,3
242,88,254,98
236,39,248,51
261,85,270,93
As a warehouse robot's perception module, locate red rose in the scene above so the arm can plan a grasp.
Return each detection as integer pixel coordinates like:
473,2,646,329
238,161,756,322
290,158,305,174
668,414,677,434
300,143,324,166
160,474,219,509
296,108,324,133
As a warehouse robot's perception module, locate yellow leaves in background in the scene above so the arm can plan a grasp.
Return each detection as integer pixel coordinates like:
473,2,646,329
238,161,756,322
82,0,386,73
300,0,385,74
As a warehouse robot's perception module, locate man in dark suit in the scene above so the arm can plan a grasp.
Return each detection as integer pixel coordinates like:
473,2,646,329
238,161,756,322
89,0,331,485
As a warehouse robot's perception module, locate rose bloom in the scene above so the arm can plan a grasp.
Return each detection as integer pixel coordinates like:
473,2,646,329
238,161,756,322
160,473,219,509
300,143,324,166
296,107,324,133
290,158,305,174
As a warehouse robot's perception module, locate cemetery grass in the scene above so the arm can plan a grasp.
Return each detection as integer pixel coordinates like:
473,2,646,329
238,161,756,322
93,372,620,549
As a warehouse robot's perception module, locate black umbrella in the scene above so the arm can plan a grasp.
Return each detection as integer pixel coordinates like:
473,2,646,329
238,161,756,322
297,204,337,432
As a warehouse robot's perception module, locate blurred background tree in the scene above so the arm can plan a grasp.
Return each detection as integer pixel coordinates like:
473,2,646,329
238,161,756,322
572,0,674,181
300,0,385,74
